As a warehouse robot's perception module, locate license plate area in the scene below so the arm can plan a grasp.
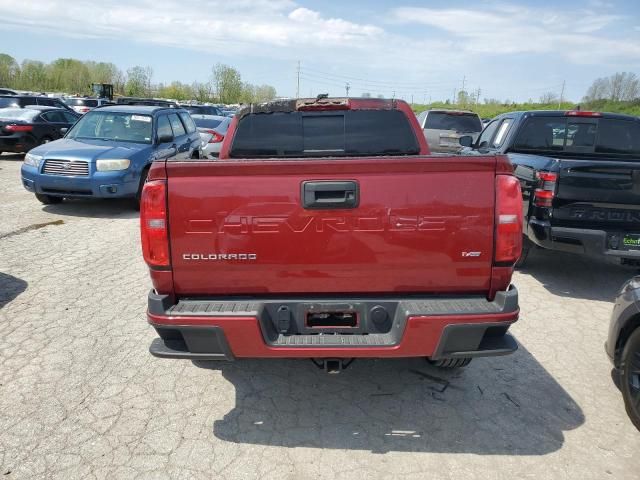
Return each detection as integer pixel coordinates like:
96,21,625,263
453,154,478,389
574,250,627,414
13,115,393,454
306,311,358,329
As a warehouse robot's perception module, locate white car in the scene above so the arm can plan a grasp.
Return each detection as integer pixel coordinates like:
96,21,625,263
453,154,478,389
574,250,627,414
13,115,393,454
191,114,232,158
416,109,483,153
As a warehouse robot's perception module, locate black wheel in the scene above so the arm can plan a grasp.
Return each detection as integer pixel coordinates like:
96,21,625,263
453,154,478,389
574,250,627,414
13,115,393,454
515,236,533,269
35,193,63,205
620,327,640,431
428,357,472,369
134,167,150,208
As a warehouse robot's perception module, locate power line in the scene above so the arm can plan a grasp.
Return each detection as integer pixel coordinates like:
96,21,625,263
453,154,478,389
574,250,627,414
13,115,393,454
300,66,455,89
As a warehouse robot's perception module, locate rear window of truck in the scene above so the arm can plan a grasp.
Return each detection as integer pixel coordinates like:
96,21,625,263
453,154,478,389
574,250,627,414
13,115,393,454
513,117,640,156
229,110,420,158
424,112,482,133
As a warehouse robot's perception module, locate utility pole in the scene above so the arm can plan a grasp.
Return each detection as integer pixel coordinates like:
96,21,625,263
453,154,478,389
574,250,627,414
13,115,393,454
296,60,300,99
558,80,565,109
411,94,414,105
392,90,396,99
476,88,481,105
345,82,350,97
453,89,457,104
461,75,466,93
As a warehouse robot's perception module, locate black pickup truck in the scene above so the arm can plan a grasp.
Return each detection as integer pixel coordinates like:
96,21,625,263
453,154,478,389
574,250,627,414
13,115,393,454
462,110,640,265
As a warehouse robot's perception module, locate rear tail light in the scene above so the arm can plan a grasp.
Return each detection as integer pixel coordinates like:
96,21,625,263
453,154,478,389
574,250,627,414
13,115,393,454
495,175,523,265
206,130,224,143
5,124,33,132
533,171,558,207
565,110,602,117
140,180,170,267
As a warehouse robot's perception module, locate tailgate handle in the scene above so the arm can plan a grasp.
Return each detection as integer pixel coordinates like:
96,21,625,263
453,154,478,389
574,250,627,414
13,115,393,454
302,181,359,209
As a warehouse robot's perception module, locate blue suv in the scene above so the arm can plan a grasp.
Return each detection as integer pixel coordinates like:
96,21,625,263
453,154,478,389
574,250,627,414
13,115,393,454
21,105,202,205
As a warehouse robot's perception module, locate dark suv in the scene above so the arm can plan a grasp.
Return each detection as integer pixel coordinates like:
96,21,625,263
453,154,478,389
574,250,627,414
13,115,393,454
0,95,74,112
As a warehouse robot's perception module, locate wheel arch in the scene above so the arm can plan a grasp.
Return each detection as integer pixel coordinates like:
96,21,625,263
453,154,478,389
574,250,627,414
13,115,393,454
616,313,640,366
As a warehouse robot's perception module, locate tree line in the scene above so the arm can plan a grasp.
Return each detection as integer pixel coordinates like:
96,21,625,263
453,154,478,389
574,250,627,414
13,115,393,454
0,53,277,104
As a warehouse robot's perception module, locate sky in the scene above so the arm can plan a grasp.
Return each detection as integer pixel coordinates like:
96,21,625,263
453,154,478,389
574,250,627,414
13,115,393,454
0,0,639,102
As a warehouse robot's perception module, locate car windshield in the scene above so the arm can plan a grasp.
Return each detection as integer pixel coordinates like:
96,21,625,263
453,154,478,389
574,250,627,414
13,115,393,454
0,108,37,121
66,111,153,144
65,98,99,107
424,112,483,133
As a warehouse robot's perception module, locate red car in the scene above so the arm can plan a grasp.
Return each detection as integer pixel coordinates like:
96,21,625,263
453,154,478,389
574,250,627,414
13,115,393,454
140,97,522,372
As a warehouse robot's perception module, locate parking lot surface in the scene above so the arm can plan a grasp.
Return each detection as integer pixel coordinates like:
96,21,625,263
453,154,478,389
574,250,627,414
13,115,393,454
0,154,638,479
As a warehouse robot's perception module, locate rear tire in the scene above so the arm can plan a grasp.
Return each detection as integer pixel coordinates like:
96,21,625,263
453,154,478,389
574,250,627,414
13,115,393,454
134,167,150,209
35,193,63,205
515,236,533,269
620,328,640,431
428,357,472,369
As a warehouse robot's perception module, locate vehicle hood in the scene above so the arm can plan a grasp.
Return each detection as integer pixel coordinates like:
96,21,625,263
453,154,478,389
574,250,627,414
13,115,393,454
29,138,150,161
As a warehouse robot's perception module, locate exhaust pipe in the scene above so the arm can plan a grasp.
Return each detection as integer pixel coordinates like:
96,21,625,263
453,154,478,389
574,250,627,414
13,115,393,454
311,358,354,374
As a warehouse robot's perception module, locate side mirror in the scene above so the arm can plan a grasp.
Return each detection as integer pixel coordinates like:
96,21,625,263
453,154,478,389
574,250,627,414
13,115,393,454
60,127,68,134
459,135,473,147
157,133,174,144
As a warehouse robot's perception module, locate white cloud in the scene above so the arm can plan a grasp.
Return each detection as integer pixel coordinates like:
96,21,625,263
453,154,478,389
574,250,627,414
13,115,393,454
392,5,639,64
0,0,381,52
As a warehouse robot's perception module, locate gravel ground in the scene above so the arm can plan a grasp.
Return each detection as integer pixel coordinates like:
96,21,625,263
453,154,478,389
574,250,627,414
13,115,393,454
0,155,638,479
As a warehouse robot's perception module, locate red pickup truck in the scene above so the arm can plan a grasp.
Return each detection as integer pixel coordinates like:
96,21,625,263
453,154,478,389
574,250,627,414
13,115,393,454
141,97,522,372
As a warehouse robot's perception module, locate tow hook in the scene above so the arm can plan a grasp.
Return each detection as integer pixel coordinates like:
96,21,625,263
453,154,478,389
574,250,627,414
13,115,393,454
311,358,355,374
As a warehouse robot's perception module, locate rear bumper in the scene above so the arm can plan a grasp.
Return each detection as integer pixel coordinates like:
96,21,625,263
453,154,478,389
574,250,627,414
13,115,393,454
528,218,640,259
147,287,519,360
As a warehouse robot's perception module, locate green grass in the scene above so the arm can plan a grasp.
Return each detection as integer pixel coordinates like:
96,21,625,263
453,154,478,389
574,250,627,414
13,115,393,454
412,100,640,119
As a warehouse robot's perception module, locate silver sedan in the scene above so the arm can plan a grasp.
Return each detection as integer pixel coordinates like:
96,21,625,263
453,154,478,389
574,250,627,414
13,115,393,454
192,114,232,158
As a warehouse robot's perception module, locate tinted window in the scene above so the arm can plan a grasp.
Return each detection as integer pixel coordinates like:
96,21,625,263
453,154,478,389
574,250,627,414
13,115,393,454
596,119,640,155
476,119,500,148
156,115,173,139
230,110,420,158
566,122,596,147
178,112,197,133
513,117,565,151
42,111,67,123
192,117,223,129
168,113,186,136
62,111,79,123
66,111,153,143
424,112,482,133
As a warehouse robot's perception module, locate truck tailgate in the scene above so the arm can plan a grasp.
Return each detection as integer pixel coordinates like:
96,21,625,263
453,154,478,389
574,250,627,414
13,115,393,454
166,156,497,296
553,159,640,228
